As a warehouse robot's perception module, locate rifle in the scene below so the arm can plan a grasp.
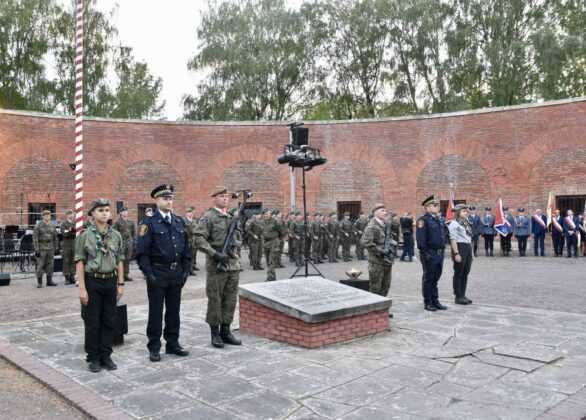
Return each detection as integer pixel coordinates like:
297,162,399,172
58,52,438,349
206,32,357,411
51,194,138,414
217,190,253,272
382,221,398,263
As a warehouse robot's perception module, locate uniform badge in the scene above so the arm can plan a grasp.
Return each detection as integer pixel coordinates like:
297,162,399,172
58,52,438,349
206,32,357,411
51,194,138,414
138,224,148,237
417,219,425,229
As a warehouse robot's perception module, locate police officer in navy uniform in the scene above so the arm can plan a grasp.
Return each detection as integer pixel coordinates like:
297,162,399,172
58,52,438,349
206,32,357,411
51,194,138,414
514,208,530,256
480,207,495,256
466,206,481,257
136,184,190,362
416,196,448,312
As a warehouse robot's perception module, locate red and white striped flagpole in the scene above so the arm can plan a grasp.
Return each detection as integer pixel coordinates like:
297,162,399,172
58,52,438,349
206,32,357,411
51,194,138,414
74,0,84,233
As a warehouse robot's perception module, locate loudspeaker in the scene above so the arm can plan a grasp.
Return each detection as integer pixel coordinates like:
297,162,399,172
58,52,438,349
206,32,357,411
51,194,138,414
116,201,124,214
291,127,309,146
0,273,11,286
339,278,370,292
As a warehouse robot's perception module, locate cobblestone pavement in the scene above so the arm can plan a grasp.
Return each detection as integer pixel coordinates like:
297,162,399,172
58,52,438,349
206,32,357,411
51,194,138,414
1,251,585,419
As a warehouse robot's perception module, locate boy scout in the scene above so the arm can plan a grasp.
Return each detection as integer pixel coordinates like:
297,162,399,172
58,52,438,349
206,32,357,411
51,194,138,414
75,199,125,372
33,210,58,288
61,209,77,285
194,186,243,348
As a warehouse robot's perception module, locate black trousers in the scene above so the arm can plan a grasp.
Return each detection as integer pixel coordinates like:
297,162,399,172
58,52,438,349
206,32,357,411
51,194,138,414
566,234,578,257
502,234,512,255
421,250,443,305
81,275,117,361
471,234,479,255
516,235,528,255
483,234,494,254
146,265,183,352
533,232,545,256
552,234,564,255
452,243,472,299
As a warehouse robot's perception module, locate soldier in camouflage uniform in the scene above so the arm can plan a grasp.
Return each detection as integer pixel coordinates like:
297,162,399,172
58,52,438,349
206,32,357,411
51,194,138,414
194,186,242,349
310,212,324,263
276,211,286,268
320,213,329,261
327,212,339,263
112,207,137,282
246,210,264,270
263,209,284,281
340,212,353,261
60,209,77,285
362,203,396,306
33,210,58,288
353,212,368,260
286,212,295,262
288,211,302,267
184,206,199,276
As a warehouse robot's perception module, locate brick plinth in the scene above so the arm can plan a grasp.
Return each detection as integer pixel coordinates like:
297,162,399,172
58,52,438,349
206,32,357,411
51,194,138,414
239,296,390,348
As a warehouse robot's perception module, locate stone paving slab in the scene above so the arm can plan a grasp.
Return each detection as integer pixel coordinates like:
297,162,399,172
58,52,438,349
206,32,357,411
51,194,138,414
1,295,586,419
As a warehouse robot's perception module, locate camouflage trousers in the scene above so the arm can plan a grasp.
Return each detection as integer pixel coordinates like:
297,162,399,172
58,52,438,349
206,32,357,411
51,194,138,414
264,240,280,281
62,239,75,276
328,237,338,262
369,262,393,297
279,240,285,264
205,270,239,326
36,249,54,277
321,236,328,259
355,235,365,258
249,238,262,267
122,240,133,276
288,237,295,261
341,235,351,260
189,242,198,270
311,236,322,262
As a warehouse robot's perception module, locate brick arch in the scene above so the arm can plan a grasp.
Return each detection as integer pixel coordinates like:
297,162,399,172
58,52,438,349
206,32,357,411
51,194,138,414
304,142,398,209
415,155,492,208
527,146,586,212
115,160,185,220
104,143,196,200
400,138,500,210
202,145,289,206
512,125,586,195
0,140,73,182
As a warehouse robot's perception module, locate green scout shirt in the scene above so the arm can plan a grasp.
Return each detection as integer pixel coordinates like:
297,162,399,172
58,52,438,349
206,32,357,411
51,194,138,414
74,224,124,274
194,208,240,272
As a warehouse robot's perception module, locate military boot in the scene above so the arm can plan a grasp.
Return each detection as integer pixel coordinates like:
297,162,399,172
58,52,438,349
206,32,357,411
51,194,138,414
37,277,43,288
210,326,224,348
46,276,57,287
125,275,133,282
220,324,242,346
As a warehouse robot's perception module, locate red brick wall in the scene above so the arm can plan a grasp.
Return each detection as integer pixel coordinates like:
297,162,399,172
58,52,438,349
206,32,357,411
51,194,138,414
239,296,390,348
1,98,585,225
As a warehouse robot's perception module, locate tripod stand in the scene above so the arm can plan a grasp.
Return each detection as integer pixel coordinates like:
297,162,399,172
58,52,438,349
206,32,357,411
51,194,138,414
290,162,324,279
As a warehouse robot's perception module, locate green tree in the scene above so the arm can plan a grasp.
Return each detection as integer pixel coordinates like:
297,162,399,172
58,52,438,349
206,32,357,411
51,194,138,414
183,0,320,121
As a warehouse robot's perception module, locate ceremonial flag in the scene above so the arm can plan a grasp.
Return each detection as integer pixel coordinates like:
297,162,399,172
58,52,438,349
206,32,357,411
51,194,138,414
444,190,454,224
546,191,554,227
494,197,508,236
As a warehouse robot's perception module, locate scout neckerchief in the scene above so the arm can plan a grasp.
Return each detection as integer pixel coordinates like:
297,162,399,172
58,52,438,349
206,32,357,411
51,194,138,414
90,224,116,259
457,216,472,237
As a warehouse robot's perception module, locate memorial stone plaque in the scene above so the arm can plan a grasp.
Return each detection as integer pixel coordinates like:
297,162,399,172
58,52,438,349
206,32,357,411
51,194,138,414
239,277,391,323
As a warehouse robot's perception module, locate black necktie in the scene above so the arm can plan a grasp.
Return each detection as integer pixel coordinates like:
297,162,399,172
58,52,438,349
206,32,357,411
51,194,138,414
165,215,170,224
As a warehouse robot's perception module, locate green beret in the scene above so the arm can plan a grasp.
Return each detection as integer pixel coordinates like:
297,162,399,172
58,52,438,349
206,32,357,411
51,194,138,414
88,198,110,216
41,210,51,216
344,212,350,216
262,208,270,214
271,209,280,215
186,206,195,212
372,203,385,213
120,206,128,212
452,204,468,212
64,209,74,215
314,211,321,216
305,212,310,217
329,211,337,217
210,186,228,197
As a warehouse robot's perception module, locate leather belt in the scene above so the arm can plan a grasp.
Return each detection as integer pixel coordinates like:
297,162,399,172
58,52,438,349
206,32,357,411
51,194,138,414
153,261,179,270
429,249,444,254
86,272,116,279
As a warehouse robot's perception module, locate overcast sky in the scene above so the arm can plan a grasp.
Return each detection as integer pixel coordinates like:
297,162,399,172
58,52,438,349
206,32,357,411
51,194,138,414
96,0,205,120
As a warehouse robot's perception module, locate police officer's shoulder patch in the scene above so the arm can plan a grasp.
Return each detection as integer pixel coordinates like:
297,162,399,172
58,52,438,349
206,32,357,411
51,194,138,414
417,219,425,229
138,224,148,237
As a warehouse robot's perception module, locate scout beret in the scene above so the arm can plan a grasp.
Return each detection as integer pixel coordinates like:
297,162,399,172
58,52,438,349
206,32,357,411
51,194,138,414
186,206,195,212
41,210,51,216
452,204,468,212
88,198,110,216
210,186,228,197
421,196,439,207
485,207,492,211
518,207,525,212
372,203,385,213
271,209,280,215
329,211,337,216
64,209,74,215
151,184,174,199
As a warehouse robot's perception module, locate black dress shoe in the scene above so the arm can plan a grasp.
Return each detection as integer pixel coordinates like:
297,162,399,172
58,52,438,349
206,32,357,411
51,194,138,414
88,359,102,372
434,302,448,310
463,296,473,304
455,297,469,305
165,346,189,356
194,267,200,271
100,355,118,371
256,266,264,270
424,304,437,312
149,351,161,362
